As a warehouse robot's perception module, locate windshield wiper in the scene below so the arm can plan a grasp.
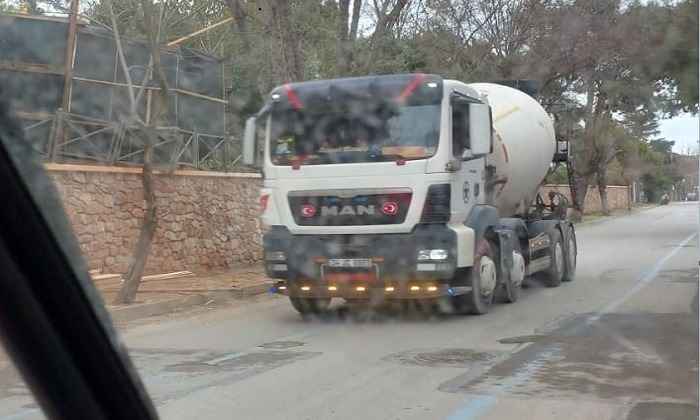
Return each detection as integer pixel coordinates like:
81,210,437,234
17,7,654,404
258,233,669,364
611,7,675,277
368,151,413,165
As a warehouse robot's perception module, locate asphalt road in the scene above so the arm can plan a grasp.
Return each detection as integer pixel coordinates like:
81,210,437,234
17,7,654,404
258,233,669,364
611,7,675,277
1,203,698,420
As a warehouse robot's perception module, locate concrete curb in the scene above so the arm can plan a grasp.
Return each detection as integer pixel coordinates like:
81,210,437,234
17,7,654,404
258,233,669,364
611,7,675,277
109,204,663,324
575,205,658,227
109,281,273,323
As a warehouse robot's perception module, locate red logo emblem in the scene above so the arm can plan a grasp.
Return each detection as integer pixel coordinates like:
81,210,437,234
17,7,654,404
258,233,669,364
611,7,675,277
301,204,316,218
381,201,399,216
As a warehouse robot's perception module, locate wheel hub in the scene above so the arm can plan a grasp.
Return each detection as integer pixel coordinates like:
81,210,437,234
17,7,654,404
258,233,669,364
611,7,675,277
479,256,497,296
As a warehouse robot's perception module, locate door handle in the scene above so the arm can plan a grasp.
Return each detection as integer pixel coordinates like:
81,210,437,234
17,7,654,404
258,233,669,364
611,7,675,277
446,159,462,172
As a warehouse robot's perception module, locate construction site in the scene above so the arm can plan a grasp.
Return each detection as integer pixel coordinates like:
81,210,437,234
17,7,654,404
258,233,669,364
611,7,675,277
0,7,240,171
1,4,264,308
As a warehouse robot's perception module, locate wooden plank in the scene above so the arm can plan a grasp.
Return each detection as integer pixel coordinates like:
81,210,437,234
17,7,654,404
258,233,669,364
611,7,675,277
72,77,226,103
170,169,261,178
73,76,159,91
45,163,144,174
16,111,55,121
141,271,194,282
0,61,63,75
166,17,233,47
100,288,233,293
92,272,194,283
0,12,88,25
44,163,262,178
91,273,122,282
174,88,227,104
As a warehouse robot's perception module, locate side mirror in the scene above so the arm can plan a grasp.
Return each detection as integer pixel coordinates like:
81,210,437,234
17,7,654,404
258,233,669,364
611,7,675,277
553,139,569,163
469,103,492,156
243,117,257,166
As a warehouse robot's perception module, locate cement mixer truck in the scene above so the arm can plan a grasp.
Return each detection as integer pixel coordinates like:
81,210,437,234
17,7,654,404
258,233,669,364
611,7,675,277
242,74,576,315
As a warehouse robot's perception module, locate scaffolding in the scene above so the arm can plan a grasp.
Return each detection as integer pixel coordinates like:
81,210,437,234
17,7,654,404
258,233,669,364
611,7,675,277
0,12,240,170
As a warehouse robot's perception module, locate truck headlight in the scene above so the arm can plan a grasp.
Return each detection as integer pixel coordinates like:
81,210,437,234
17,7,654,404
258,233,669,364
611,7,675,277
265,251,286,261
417,249,448,260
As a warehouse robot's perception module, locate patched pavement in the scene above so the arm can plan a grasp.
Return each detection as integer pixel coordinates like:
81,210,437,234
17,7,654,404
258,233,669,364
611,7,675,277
440,313,698,405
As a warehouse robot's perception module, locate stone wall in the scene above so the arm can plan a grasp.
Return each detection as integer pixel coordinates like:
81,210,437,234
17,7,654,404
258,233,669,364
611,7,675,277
540,184,630,214
47,165,631,275
48,164,263,275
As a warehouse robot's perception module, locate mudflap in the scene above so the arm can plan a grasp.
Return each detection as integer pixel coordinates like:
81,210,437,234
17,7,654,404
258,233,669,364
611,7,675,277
492,229,515,289
556,221,576,263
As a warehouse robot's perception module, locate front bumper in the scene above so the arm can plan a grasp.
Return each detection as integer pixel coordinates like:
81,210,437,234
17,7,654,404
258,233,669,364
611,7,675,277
270,279,460,300
263,225,458,297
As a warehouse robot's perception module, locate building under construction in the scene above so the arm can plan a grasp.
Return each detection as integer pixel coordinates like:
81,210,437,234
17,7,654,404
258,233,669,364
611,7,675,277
0,12,237,170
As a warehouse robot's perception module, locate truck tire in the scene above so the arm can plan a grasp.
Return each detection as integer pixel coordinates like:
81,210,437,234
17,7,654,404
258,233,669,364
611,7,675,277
541,230,564,287
563,229,577,282
289,297,331,316
456,239,498,315
498,241,525,303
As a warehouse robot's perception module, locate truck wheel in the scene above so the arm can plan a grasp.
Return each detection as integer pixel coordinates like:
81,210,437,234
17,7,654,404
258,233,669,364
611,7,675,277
563,229,577,282
289,297,331,316
541,230,564,287
461,239,498,315
498,241,525,303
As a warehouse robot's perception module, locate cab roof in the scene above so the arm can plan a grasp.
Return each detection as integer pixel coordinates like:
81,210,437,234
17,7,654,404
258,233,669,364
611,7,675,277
266,74,444,112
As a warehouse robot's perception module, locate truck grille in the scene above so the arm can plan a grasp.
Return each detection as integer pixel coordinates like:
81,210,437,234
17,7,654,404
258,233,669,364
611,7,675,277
289,192,412,226
420,184,451,223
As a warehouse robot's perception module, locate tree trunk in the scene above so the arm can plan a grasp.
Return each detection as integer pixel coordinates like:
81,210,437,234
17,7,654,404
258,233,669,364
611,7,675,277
25,0,40,14
224,0,251,53
364,0,410,71
628,181,632,212
597,168,610,215
568,161,589,222
350,0,362,41
371,0,409,42
224,0,257,132
566,72,597,222
336,0,351,76
267,0,304,83
113,139,157,304
113,0,168,305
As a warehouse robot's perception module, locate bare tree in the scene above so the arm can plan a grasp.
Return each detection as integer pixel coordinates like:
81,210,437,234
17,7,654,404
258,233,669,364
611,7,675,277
336,0,363,75
224,0,251,52
361,0,412,70
110,0,171,305
265,0,305,83
350,0,362,40
371,0,411,41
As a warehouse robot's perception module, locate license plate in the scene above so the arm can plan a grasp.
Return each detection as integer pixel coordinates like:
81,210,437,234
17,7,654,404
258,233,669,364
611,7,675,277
327,258,372,268
325,272,376,282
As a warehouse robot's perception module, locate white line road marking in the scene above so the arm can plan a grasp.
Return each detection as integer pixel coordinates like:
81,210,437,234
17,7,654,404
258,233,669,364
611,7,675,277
445,232,698,420
586,232,698,324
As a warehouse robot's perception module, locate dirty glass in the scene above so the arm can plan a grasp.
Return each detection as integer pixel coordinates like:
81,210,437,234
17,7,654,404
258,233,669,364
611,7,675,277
269,103,440,165
0,1,698,420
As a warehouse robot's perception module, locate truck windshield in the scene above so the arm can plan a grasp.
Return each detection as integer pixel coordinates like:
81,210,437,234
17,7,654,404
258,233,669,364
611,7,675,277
269,103,441,165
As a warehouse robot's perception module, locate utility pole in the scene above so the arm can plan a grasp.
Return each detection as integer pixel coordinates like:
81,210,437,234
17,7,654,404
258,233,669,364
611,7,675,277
51,0,79,162
61,0,79,113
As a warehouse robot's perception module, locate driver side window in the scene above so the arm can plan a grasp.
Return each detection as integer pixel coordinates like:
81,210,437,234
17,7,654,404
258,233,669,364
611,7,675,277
451,99,470,159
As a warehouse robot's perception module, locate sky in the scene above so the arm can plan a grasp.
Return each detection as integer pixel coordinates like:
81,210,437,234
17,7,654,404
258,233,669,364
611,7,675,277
657,113,699,154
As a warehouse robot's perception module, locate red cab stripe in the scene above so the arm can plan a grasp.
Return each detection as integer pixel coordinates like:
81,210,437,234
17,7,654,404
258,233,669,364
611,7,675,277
284,84,303,110
397,73,426,103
